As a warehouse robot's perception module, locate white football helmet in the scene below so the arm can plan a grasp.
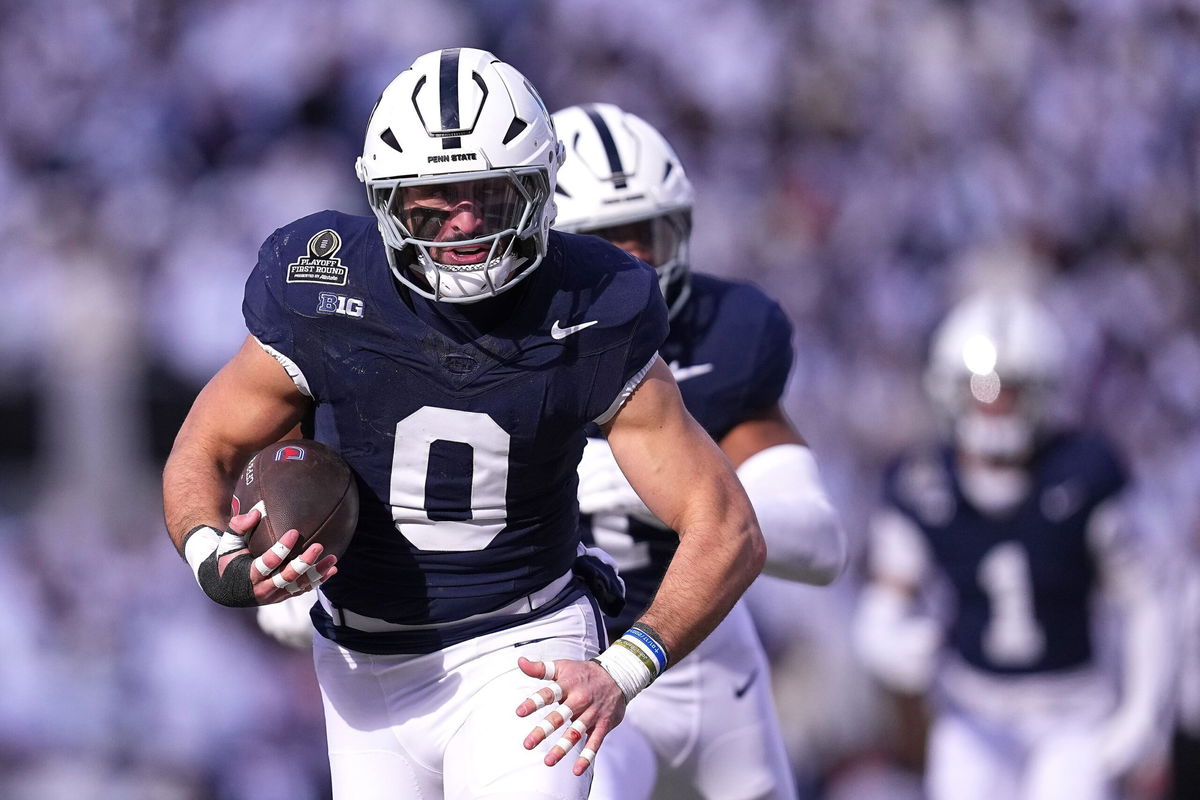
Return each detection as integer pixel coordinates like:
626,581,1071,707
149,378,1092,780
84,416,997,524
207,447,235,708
925,292,1067,461
356,48,564,303
551,103,694,317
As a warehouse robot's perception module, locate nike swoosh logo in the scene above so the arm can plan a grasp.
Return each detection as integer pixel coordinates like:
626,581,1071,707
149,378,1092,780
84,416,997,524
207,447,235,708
551,319,599,340
734,668,759,699
668,361,714,382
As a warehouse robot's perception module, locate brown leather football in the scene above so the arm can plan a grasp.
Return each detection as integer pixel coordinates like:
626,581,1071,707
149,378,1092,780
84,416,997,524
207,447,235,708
231,439,359,560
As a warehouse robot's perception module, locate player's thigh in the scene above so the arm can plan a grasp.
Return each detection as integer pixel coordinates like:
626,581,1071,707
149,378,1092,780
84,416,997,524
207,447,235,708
649,603,796,800
314,637,445,799
926,712,1020,800
588,713,658,800
443,598,602,800
1024,729,1111,800
689,662,796,800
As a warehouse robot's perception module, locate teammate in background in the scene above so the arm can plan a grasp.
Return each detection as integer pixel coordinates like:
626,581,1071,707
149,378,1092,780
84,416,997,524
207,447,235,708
162,48,767,800
551,102,847,800
853,291,1169,800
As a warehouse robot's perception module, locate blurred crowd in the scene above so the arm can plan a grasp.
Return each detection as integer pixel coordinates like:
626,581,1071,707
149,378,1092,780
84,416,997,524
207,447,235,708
1,0,1198,798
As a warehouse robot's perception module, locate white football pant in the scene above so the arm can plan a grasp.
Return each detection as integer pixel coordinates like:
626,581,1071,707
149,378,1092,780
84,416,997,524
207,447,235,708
589,601,797,800
314,596,602,800
926,661,1115,800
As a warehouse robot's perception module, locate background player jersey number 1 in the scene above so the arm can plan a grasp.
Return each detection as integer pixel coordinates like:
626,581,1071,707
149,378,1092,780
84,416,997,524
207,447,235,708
978,541,1046,666
389,406,510,551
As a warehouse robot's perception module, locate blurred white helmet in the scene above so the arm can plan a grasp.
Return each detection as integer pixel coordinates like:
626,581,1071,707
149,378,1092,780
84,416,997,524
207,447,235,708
925,292,1067,461
356,48,564,303
551,103,694,317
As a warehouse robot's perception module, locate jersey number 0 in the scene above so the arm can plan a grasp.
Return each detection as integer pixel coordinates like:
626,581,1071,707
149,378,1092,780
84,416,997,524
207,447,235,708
389,407,511,552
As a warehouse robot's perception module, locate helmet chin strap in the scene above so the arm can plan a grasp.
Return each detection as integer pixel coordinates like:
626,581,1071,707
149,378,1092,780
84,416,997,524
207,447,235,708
416,253,525,301
385,239,532,304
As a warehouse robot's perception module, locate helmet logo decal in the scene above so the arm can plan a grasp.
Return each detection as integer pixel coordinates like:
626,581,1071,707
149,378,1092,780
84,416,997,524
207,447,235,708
286,229,348,285
583,104,628,188
427,152,478,164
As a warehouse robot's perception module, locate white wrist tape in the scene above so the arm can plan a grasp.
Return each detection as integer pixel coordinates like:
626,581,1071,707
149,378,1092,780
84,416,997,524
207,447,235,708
183,526,222,585
592,626,668,704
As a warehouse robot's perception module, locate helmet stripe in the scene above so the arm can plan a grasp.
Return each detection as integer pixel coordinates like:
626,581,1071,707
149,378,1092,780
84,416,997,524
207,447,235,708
439,48,461,132
583,104,627,189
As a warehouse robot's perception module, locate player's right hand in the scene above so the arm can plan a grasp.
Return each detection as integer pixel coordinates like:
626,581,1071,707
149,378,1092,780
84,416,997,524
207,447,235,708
183,507,337,608
514,656,627,776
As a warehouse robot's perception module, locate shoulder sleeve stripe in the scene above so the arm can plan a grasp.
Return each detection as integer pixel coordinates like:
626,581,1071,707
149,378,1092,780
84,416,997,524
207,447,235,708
254,337,313,398
593,354,658,426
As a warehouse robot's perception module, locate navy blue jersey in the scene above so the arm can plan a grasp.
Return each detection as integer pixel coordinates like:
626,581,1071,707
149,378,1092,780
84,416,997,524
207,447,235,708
243,212,667,653
581,273,794,633
882,432,1128,675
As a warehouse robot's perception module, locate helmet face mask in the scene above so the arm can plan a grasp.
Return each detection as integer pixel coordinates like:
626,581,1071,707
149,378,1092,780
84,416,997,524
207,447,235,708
580,210,693,312
944,376,1050,462
368,167,550,300
551,103,695,317
357,48,563,303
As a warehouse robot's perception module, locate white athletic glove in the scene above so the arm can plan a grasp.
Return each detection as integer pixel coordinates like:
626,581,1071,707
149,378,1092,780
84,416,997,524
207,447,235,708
256,593,317,649
577,437,655,521
852,583,943,694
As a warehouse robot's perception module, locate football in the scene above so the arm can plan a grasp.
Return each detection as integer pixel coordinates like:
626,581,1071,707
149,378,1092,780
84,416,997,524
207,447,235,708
231,439,359,561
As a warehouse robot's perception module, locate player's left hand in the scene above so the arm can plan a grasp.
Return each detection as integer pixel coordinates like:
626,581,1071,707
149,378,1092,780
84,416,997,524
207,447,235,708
514,655,627,776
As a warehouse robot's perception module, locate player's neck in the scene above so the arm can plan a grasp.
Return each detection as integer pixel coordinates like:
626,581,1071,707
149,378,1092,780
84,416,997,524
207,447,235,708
956,453,1031,516
396,276,530,343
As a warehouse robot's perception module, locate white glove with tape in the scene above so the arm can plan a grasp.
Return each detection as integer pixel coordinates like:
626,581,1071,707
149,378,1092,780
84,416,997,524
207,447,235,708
853,583,943,694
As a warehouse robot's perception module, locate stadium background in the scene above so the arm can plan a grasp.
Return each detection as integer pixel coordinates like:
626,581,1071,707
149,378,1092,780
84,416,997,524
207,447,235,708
0,1,1197,798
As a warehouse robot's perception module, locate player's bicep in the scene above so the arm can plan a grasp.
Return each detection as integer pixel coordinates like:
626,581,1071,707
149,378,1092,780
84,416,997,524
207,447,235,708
173,335,311,472
718,404,806,468
602,357,742,535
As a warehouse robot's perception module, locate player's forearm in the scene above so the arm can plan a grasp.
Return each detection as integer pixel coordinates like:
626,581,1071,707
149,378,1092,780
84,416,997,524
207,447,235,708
638,490,766,663
162,429,246,553
1116,572,1170,721
162,337,311,553
1088,503,1171,727
738,444,847,585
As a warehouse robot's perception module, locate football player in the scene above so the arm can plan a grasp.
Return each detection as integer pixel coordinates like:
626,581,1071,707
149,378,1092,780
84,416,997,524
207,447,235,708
853,290,1169,800
551,102,847,800
162,49,768,800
